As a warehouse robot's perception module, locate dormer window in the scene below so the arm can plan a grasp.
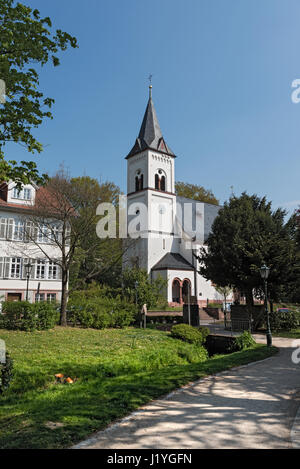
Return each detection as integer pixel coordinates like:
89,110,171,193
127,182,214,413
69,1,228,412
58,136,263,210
12,187,32,200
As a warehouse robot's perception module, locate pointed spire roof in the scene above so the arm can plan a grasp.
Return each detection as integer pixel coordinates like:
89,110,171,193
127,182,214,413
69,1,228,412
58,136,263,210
126,88,175,159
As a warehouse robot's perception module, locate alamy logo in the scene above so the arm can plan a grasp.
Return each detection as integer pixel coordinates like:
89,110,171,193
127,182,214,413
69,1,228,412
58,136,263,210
0,79,6,104
291,340,300,364
0,339,6,364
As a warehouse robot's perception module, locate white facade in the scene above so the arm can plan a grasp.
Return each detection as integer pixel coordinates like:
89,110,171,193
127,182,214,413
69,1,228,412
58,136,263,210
0,182,63,303
123,90,231,306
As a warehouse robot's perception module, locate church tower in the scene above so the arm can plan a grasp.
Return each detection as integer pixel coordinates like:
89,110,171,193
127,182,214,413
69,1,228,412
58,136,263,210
124,85,178,273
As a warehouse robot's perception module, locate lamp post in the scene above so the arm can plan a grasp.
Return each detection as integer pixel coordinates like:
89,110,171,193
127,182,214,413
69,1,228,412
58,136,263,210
134,280,140,327
260,264,272,347
25,262,33,302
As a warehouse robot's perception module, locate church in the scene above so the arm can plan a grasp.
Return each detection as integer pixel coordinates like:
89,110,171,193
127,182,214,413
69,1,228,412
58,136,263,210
123,86,227,307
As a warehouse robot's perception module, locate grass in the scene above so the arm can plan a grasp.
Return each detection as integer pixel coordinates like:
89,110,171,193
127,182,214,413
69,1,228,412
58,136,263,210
270,328,300,339
0,326,277,449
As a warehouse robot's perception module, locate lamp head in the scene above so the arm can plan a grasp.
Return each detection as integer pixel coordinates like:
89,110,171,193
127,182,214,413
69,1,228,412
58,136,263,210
260,264,270,280
25,262,33,277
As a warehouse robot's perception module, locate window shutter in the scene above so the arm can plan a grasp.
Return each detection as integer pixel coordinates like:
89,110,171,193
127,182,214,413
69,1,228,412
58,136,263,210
0,218,7,239
7,219,14,240
57,264,62,280
24,221,32,242
30,259,36,279
22,258,28,279
0,257,3,278
3,258,10,278
65,225,71,246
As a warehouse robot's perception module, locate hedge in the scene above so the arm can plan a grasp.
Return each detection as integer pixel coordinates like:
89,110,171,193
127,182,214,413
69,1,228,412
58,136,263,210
67,297,136,329
170,324,208,346
0,301,59,331
269,309,298,331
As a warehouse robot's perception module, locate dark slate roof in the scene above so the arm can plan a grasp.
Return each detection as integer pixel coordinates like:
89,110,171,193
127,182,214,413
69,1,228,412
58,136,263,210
152,253,194,271
126,95,175,159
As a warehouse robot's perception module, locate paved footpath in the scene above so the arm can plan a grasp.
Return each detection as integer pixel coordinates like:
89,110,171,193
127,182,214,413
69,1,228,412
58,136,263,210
74,336,300,449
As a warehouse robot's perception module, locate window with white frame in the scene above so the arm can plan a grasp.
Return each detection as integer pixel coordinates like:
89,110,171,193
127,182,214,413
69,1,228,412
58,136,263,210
13,220,24,241
12,187,32,200
35,293,57,303
37,224,49,243
13,187,21,199
23,188,31,200
10,258,22,279
47,293,56,303
35,293,45,302
35,259,46,279
48,261,58,280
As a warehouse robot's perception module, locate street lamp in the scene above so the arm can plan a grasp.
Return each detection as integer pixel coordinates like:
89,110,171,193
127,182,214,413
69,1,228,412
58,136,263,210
134,280,140,327
260,264,272,347
25,262,33,302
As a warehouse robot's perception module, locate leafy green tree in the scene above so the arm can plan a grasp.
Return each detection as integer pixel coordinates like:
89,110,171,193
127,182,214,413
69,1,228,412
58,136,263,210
280,209,300,303
215,285,232,309
0,0,77,186
175,181,219,205
198,193,296,306
122,268,167,310
69,176,123,290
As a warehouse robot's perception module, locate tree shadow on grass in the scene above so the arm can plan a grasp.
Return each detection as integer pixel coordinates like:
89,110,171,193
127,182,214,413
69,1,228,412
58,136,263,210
0,346,280,449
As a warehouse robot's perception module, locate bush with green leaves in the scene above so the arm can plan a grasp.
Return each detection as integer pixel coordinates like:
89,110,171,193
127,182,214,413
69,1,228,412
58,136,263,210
0,352,13,394
198,326,210,341
269,309,298,331
170,324,206,346
67,295,136,329
0,301,59,331
231,331,256,352
122,268,167,310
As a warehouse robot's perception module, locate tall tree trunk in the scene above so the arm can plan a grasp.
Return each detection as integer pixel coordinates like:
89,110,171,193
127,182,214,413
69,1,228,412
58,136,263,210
245,288,254,307
60,269,69,326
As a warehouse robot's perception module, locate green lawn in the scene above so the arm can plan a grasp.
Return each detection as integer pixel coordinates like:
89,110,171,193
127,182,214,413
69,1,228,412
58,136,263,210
271,328,300,339
0,326,277,449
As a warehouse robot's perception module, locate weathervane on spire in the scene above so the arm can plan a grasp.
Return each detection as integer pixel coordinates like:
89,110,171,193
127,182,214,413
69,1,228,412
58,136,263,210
148,74,153,98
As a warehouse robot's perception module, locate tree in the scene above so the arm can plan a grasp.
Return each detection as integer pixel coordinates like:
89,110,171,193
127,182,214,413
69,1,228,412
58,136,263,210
198,193,296,306
0,0,77,187
68,176,124,290
215,285,232,310
175,181,219,205
122,268,167,310
25,172,134,325
23,172,102,325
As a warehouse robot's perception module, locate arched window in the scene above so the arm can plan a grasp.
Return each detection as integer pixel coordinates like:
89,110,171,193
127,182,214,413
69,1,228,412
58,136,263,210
155,174,160,190
135,171,144,192
155,170,166,192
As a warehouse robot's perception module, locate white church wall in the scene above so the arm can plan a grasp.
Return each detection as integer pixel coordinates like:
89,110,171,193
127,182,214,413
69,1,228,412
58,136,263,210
127,152,148,194
166,269,195,302
149,152,174,193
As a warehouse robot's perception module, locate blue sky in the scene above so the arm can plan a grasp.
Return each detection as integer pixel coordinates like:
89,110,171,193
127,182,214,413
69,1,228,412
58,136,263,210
5,0,300,214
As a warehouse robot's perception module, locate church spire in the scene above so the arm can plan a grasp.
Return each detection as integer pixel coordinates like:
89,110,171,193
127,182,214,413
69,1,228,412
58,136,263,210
126,87,175,159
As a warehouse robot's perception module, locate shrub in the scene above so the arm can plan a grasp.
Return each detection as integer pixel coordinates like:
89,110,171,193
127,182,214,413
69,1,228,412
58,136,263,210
67,296,136,329
198,326,210,341
269,309,298,331
0,301,59,331
0,352,13,394
170,324,206,346
231,331,256,352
